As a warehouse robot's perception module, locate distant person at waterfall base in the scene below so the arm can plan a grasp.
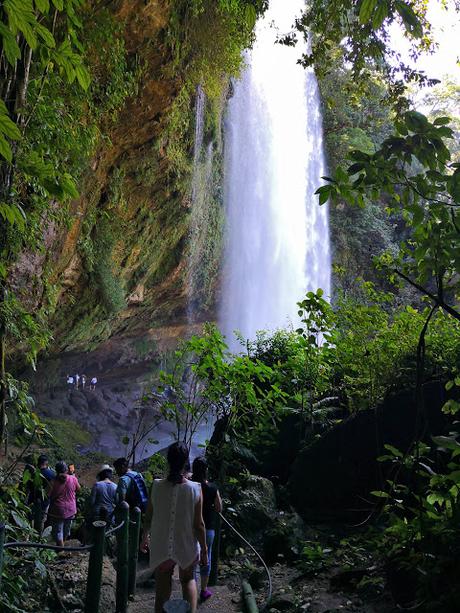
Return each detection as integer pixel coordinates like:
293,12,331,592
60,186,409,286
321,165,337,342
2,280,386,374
89,464,117,523
113,457,148,511
81,374,87,389
66,374,74,389
48,461,81,546
75,374,80,389
140,442,208,613
192,456,222,603
90,376,97,391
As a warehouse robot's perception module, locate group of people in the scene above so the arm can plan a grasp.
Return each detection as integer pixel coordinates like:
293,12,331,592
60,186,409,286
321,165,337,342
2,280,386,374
24,455,81,547
25,443,221,612
66,373,98,390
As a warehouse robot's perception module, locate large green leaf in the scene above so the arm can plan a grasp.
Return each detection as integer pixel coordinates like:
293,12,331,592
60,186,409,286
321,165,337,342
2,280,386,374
359,0,378,24
4,0,38,49
0,22,21,65
35,0,50,13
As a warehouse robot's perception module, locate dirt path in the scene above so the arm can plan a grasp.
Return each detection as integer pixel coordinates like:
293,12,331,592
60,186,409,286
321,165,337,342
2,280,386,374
128,576,241,612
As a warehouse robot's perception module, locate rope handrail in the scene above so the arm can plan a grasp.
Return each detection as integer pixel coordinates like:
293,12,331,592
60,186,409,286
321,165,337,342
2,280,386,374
4,540,94,551
219,512,272,611
4,519,125,551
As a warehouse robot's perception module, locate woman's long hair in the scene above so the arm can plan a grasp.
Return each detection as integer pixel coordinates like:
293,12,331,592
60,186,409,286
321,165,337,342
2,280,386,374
167,442,189,484
191,456,207,484
55,461,68,484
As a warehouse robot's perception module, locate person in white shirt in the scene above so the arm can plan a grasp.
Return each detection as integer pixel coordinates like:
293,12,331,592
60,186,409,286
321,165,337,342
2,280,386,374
90,376,97,391
75,374,80,389
141,442,207,613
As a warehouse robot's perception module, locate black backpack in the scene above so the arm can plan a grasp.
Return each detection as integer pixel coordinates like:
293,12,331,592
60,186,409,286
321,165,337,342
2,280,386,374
125,472,148,512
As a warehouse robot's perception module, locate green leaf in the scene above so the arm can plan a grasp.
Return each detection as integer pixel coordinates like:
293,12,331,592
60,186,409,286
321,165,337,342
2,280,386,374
35,0,50,12
0,101,21,140
404,111,428,133
433,116,451,126
383,443,403,458
372,0,388,28
395,1,423,37
0,135,13,163
4,0,38,49
0,22,21,65
371,490,390,498
359,0,378,24
51,0,64,9
35,22,55,48
75,63,91,90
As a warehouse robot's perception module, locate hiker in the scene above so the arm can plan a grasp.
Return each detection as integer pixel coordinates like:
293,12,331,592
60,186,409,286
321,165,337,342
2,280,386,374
113,457,148,511
75,374,80,389
192,456,222,603
90,376,97,391
89,464,117,523
48,461,81,546
140,442,208,613
36,454,56,527
81,374,87,389
66,374,74,389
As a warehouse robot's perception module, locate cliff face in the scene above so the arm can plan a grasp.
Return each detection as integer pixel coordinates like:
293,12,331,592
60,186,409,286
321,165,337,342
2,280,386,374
12,0,229,368
50,0,193,352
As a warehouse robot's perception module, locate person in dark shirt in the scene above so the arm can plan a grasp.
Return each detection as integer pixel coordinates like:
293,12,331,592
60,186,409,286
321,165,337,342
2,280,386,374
191,456,222,603
23,454,56,533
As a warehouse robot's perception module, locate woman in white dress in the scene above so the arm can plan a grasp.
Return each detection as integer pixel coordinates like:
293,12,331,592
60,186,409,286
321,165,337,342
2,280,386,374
141,442,208,613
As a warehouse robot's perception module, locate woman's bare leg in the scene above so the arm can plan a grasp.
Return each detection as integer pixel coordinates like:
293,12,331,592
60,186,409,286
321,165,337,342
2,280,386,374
179,566,198,613
155,569,172,613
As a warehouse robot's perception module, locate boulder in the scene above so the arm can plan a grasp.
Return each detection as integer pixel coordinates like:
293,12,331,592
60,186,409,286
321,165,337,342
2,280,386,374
233,475,277,534
262,512,305,563
289,381,448,518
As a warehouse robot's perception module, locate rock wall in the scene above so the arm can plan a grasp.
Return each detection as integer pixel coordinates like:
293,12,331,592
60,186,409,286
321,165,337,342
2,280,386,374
13,0,228,363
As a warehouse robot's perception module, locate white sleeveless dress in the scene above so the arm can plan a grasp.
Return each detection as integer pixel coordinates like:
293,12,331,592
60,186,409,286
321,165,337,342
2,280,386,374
149,479,201,570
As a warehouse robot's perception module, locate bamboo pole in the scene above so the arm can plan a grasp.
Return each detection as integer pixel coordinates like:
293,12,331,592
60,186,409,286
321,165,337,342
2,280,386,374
116,502,129,613
0,523,5,592
128,506,141,598
242,580,258,613
84,520,107,613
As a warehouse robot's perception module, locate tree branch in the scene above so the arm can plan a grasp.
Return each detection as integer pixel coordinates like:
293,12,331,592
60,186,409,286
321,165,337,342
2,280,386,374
394,268,460,321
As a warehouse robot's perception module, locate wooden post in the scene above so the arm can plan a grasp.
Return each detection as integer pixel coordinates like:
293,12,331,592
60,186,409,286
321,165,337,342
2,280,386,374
84,520,106,613
0,523,5,592
116,502,129,613
208,514,221,587
128,506,141,598
32,501,43,534
242,580,258,613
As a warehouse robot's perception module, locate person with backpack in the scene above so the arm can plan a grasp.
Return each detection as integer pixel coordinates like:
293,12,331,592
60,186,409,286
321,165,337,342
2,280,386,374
113,457,148,512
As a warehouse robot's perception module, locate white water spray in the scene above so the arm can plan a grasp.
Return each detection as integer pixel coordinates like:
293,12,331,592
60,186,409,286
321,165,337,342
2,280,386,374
220,0,331,349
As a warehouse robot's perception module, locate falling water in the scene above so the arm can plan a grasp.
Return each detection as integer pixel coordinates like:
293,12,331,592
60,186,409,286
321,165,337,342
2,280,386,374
191,85,206,203
187,86,215,323
220,0,331,349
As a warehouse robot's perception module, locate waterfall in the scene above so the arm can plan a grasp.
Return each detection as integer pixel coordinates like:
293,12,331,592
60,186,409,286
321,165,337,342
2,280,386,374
220,0,331,349
187,86,215,323
191,85,206,203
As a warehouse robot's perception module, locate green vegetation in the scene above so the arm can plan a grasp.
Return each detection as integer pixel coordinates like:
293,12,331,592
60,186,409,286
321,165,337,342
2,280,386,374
44,417,92,458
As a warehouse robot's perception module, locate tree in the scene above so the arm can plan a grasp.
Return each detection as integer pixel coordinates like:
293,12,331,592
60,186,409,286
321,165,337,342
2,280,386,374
0,0,89,446
317,111,460,321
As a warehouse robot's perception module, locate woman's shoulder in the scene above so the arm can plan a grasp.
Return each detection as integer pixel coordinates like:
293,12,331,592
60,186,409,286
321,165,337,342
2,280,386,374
185,480,201,496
